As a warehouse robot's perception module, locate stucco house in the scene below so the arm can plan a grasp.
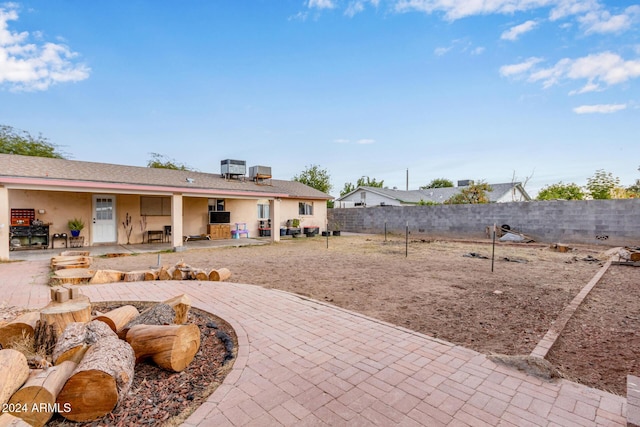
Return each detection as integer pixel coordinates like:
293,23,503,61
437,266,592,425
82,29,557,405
335,182,531,208
0,154,331,261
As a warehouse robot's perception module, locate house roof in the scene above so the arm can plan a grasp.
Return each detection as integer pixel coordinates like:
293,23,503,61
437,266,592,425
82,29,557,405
338,182,530,203
0,154,332,200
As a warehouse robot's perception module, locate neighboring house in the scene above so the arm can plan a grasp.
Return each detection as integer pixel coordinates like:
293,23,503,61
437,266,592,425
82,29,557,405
335,182,531,208
0,154,331,261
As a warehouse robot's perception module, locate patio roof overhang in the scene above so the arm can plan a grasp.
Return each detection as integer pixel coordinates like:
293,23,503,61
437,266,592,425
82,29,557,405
0,176,289,199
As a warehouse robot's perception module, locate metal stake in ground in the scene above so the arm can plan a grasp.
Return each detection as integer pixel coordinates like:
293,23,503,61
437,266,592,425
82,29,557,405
405,221,409,258
491,223,496,272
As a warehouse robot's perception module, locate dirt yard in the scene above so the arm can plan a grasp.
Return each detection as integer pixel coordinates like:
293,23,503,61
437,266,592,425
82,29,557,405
90,233,639,395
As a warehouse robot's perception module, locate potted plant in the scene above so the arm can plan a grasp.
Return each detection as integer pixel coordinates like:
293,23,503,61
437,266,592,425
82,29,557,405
68,218,85,237
332,220,342,236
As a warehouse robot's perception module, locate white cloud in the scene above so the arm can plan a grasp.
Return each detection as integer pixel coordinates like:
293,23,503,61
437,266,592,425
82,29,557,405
549,0,600,21
394,0,554,21
573,103,627,114
502,52,640,93
434,46,451,56
499,57,543,77
356,138,375,144
308,0,335,10
501,20,538,41
471,46,485,55
579,5,640,34
334,138,350,143
0,5,89,91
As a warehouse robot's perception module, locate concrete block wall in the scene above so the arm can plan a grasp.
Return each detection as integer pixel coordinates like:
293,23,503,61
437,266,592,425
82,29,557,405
329,199,640,246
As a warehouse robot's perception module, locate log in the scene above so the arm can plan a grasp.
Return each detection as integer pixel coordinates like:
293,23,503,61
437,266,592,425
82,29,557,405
89,269,124,284
0,413,31,427
93,305,139,334
172,268,189,281
53,321,116,365
163,294,191,324
123,270,158,281
56,337,135,422
50,255,92,267
145,270,159,281
8,361,77,427
0,312,39,348
157,266,172,281
0,349,30,406
33,321,57,356
39,299,92,336
209,267,231,282
193,269,209,281
126,323,201,372
50,269,93,286
620,248,640,262
118,303,175,339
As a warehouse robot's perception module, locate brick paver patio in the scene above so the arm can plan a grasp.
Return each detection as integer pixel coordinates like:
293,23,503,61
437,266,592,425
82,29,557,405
0,260,627,426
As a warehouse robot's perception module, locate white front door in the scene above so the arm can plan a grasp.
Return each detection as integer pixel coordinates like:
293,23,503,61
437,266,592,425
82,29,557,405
92,195,117,243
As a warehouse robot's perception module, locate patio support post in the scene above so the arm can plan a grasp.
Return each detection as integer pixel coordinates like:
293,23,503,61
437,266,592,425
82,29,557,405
0,186,8,261
171,193,184,251
270,198,280,243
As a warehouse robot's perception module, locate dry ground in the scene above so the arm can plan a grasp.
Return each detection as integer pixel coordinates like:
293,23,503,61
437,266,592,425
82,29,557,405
90,234,638,395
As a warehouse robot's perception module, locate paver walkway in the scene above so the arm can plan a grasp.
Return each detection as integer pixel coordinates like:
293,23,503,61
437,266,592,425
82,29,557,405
0,260,627,426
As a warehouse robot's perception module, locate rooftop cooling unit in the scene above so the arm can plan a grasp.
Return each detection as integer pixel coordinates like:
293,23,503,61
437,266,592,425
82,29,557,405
221,159,246,178
249,165,272,181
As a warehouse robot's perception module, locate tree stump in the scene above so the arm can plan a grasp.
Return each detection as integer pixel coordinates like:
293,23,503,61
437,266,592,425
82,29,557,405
0,349,30,406
8,361,77,427
39,298,92,336
209,268,231,281
53,321,116,365
93,305,140,334
126,323,201,372
56,337,135,422
89,270,124,284
0,312,39,348
50,269,94,286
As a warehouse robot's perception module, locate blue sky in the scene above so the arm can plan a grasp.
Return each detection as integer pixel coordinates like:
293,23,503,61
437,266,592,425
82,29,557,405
1,0,639,197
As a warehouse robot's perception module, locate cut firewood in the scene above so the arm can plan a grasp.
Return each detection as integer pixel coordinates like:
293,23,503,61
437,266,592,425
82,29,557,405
0,311,39,349
126,323,201,372
50,269,94,286
0,413,31,427
157,266,172,281
172,268,189,280
163,294,191,324
123,270,158,282
39,298,92,336
8,361,77,427
50,255,92,267
619,248,640,262
93,305,139,334
118,303,175,339
209,267,231,282
0,349,30,406
56,337,135,422
53,320,116,365
192,269,209,281
89,269,124,284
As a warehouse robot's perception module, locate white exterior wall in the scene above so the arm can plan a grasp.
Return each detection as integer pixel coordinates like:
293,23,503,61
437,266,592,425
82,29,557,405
339,189,399,207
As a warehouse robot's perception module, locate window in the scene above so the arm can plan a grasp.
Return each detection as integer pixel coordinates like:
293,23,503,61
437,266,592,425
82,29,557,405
95,198,114,220
257,203,270,219
298,202,313,216
140,197,171,216
208,199,225,212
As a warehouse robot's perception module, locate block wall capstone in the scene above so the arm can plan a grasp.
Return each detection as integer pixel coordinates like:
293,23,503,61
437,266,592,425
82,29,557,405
328,199,640,246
